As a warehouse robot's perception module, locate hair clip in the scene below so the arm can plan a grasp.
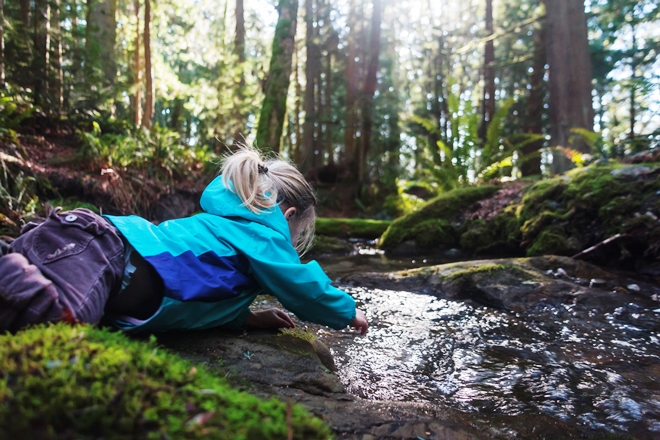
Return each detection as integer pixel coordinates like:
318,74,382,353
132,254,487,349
258,164,269,174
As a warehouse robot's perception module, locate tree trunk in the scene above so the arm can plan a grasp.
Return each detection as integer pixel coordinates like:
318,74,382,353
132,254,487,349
33,0,49,108
343,0,358,162
231,0,246,141
543,0,594,174
358,0,382,183
133,0,141,127
629,19,636,143
0,0,4,88
301,0,318,173
255,0,299,153
69,0,83,94
51,0,64,113
85,0,117,88
478,0,496,144
141,0,153,129
324,31,337,165
20,0,30,26
521,21,545,177
293,39,303,164
234,0,245,63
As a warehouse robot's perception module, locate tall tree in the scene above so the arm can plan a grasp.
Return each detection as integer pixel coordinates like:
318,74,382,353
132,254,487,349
358,0,382,183
231,0,246,140
51,0,64,113
478,0,496,143
132,0,141,127
343,0,359,164
33,0,50,108
256,0,299,152
520,18,545,177
0,0,4,88
20,0,29,27
543,0,594,173
301,0,318,173
85,0,117,90
141,0,153,129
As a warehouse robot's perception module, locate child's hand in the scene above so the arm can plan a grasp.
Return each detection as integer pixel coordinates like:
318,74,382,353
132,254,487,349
351,309,368,336
245,308,296,329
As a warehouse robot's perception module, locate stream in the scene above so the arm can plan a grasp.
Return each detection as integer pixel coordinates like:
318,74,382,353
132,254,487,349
299,243,660,438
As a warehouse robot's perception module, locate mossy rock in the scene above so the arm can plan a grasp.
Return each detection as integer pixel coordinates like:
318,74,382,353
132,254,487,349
309,235,355,257
315,218,391,239
378,186,499,251
0,323,332,439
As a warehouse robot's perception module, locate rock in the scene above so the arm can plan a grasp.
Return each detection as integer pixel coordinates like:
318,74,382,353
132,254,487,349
610,165,652,177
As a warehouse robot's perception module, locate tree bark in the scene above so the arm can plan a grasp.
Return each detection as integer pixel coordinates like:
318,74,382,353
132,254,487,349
141,0,153,129
234,0,245,63
324,31,337,165
85,0,117,88
543,0,594,174
0,0,4,88
231,0,246,141
293,38,303,164
478,0,496,144
33,0,49,108
255,0,299,153
51,0,64,113
133,0,141,127
343,0,358,162
20,0,30,27
301,0,318,173
358,0,382,182
629,18,636,143
521,22,546,177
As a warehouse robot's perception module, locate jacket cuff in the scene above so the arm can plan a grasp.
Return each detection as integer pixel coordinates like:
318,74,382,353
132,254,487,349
223,307,251,331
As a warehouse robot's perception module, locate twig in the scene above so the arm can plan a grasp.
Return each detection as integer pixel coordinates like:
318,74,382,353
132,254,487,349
571,233,626,259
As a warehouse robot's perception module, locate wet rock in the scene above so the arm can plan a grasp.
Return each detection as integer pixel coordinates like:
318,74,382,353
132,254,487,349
344,255,660,312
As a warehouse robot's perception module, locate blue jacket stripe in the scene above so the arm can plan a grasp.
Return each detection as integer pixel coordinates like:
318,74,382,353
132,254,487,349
145,250,258,302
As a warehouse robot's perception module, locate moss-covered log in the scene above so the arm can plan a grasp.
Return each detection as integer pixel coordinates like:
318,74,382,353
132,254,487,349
315,217,391,239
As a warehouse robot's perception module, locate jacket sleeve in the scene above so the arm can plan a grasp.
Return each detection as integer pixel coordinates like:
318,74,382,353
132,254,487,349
245,232,356,330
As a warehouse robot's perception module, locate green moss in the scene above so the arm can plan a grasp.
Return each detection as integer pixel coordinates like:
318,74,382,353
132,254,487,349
279,327,317,342
310,235,354,255
443,263,512,282
379,186,499,250
0,324,332,439
459,219,496,251
315,218,391,239
526,227,570,257
411,219,456,249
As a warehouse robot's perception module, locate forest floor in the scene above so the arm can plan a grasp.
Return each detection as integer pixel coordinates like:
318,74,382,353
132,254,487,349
1,129,210,236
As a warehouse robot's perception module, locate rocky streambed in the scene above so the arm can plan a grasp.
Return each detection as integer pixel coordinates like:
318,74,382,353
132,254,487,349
160,254,660,439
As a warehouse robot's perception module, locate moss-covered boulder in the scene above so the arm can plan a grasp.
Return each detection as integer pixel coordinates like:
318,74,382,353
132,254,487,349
378,186,500,253
515,163,660,265
0,323,331,439
380,163,660,270
315,218,391,239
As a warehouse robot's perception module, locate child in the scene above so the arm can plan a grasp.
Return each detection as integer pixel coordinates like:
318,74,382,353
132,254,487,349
0,145,368,336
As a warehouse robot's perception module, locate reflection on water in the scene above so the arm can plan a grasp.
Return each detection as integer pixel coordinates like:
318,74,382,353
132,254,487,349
309,286,660,435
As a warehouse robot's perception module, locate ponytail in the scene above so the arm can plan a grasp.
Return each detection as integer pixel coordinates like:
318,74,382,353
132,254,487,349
220,144,317,255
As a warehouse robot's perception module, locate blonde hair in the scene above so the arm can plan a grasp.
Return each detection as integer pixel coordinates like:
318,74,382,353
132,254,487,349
220,144,317,255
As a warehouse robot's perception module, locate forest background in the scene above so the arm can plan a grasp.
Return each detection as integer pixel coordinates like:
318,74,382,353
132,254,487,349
0,0,658,220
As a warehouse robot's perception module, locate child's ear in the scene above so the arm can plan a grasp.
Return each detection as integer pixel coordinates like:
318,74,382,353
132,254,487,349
284,206,297,221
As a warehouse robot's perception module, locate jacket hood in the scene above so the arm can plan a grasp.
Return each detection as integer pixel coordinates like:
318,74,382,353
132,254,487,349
200,176,291,241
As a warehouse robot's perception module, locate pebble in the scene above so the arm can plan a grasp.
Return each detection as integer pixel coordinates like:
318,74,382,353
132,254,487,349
627,284,641,292
589,278,606,288
556,268,568,278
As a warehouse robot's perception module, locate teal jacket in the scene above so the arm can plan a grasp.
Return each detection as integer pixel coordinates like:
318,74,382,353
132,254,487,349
105,176,356,332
